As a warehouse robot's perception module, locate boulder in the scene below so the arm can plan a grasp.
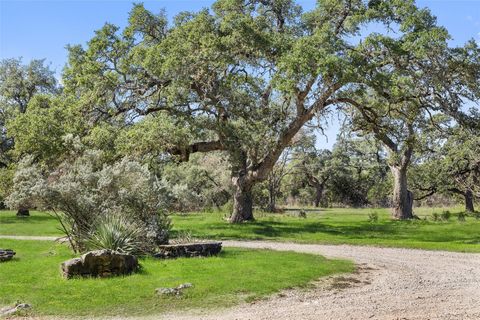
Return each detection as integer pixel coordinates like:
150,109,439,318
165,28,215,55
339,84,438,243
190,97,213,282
0,249,16,262
155,283,193,296
61,249,138,279
0,303,31,317
153,242,222,259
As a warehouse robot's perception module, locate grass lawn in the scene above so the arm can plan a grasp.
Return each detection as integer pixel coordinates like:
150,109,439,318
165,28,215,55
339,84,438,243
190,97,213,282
1,207,480,252
0,239,352,317
0,210,62,236
172,206,480,252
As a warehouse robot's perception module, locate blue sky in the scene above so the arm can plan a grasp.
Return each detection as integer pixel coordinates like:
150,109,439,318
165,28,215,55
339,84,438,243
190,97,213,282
0,0,479,148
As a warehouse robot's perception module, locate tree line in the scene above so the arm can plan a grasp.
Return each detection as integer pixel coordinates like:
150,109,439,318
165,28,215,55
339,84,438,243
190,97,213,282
0,0,479,224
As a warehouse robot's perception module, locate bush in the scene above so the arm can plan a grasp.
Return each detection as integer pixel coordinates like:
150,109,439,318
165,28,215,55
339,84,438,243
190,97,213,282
441,210,451,221
457,212,466,222
431,212,440,221
368,212,378,223
85,214,145,254
6,150,171,253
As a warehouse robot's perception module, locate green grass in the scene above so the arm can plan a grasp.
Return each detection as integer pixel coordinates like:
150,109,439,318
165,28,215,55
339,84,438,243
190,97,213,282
172,207,480,252
0,239,352,317
2,207,480,252
0,210,63,236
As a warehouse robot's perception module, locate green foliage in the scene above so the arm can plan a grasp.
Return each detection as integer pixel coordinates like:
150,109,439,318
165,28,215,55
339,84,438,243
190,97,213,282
410,125,480,212
0,58,59,170
0,58,58,113
58,0,478,221
161,152,231,211
6,96,76,166
5,150,171,253
85,214,146,254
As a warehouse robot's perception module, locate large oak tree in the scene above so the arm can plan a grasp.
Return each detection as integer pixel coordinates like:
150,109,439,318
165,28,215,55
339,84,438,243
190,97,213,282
62,0,478,222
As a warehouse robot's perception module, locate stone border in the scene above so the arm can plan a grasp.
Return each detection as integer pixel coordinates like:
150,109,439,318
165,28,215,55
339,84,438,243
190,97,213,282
153,242,222,259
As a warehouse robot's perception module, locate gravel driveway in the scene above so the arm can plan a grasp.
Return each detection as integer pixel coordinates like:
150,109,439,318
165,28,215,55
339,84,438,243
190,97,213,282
159,240,480,320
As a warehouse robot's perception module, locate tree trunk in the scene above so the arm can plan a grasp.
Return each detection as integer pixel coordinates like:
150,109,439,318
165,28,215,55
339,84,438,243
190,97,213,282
390,166,414,220
465,189,475,213
229,178,254,223
267,186,276,212
314,184,324,208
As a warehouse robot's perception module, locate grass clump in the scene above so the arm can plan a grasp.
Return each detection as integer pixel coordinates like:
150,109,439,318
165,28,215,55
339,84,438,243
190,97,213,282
367,212,378,223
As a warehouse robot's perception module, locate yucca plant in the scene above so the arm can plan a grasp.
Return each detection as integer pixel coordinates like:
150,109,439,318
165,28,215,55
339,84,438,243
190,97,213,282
85,214,145,255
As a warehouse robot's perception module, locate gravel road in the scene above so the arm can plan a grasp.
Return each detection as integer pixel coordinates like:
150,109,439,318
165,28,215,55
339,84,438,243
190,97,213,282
160,240,480,320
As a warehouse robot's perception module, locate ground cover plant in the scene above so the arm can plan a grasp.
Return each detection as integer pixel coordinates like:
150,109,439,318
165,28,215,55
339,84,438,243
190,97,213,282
0,239,352,317
2,207,480,252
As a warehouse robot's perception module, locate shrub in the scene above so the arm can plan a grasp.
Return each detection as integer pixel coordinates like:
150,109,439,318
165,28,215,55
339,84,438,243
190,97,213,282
440,210,451,221
368,212,378,223
298,209,307,219
85,214,145,254
475,212,480,220
6,150,171,253
457,212,466,222
431,212,440,221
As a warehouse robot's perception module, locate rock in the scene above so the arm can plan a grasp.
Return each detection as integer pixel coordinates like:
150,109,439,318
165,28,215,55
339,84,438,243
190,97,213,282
0,303,31,317
155,283,193,296
0,249,16,262
16,208,30,217
153,242,222,259
61,249,138,279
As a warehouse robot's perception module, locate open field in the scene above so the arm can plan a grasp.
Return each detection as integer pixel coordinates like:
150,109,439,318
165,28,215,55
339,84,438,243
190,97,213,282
0,239,352,317
2,207,480,252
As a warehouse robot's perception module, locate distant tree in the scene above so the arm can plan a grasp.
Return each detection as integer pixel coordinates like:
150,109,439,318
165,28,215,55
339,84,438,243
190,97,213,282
292,145,333,208
162,152,232,211
328,134,390,207
0,58,59,213
412,126,479,212
337,30,480,219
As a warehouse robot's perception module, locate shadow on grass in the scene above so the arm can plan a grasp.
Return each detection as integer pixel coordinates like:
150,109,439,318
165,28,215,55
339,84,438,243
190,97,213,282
0,215,56,225
173,216,480,244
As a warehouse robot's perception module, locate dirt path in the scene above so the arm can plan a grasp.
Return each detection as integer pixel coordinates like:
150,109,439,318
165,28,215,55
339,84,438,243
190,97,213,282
3,236,480,319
